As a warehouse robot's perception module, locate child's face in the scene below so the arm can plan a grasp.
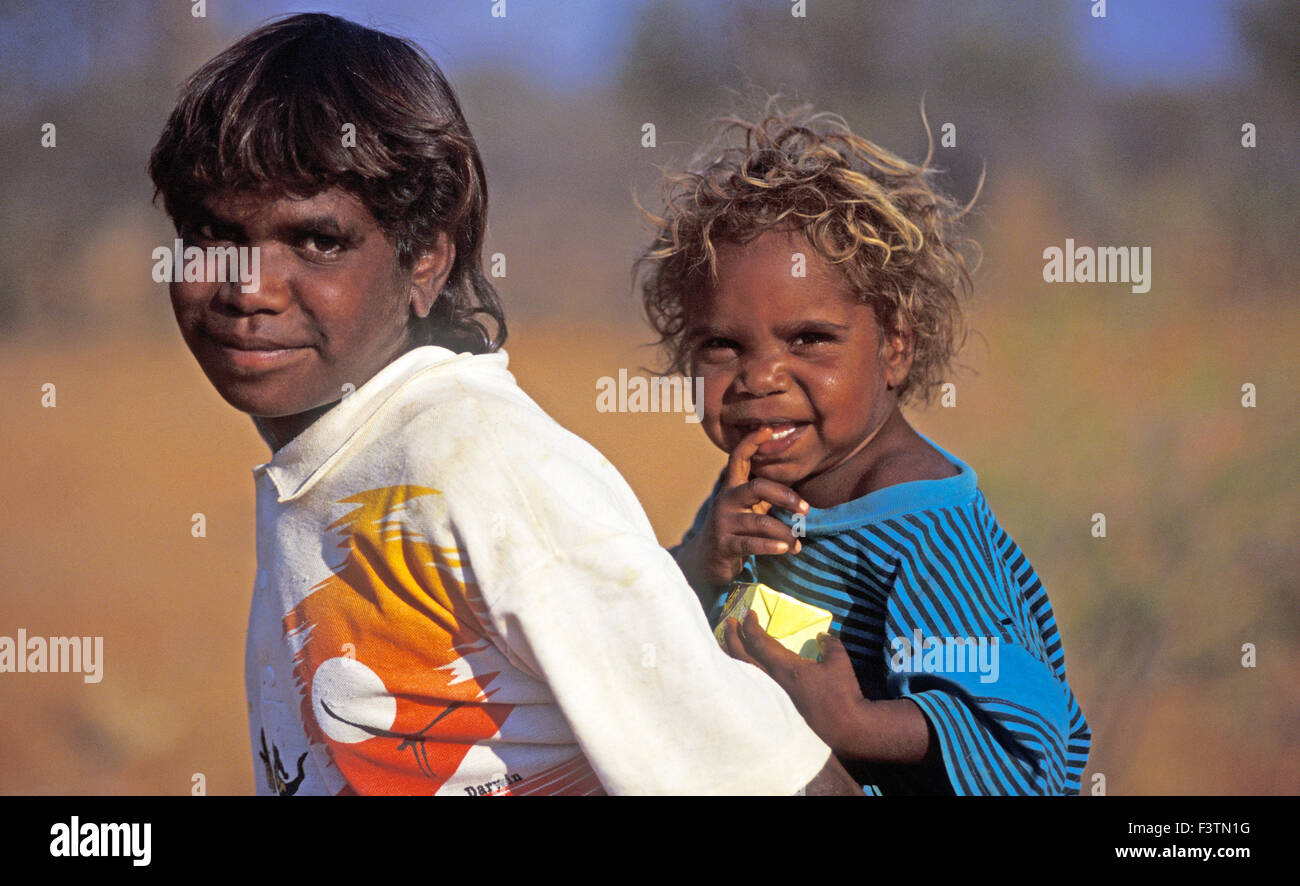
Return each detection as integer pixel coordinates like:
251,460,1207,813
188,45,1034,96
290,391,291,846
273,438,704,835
686,229,911,496
170,187,447,446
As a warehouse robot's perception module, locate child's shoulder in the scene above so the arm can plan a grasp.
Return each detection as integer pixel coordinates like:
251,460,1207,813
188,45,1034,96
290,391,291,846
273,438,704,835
856,433,961,499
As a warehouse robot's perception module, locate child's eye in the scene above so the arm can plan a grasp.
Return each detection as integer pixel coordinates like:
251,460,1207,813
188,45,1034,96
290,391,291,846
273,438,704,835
188,223,233,244
697,337,740,358
300,234,342,256
791,331,834,347
692,338,738,365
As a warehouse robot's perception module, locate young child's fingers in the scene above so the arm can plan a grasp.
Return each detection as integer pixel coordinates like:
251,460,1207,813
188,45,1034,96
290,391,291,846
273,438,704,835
738,610,801,680
719,477,808,517
816,632,854,676
725,427,775,488
720,534,796,558
722,512,802,552
745,479,810,516
722,617,764,670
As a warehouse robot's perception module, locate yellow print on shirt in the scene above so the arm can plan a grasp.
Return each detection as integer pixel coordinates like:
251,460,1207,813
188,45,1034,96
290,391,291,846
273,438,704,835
283,485,512,794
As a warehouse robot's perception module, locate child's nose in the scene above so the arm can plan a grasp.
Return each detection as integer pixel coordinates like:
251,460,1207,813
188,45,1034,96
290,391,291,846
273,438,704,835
213,246,289,314
735,349,789,396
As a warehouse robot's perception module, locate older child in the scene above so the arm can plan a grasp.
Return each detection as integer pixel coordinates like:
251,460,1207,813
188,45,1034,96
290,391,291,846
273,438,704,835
149,15,855,796
639,105,1091,794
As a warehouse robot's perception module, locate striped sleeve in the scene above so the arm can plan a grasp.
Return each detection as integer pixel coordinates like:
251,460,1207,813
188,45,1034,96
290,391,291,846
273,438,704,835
671,471,725,552
668,472,731,618
879,513,1079,795
987,520,1092,793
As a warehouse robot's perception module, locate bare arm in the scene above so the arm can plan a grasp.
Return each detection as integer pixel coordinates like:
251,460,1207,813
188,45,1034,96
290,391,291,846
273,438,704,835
725,612,934,766
828,698,932,764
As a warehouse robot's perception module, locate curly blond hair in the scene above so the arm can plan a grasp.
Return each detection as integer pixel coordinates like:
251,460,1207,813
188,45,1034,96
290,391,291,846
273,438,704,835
635,102,978,406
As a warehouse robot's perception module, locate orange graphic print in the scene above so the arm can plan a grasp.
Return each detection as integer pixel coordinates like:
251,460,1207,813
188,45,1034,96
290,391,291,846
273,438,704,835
283,486,513,794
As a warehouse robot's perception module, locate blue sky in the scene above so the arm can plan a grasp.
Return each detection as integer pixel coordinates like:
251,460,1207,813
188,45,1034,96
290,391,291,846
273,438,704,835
1074,0,1246,86
235,0,1250,90
231,0,643,89
0,0,1255,106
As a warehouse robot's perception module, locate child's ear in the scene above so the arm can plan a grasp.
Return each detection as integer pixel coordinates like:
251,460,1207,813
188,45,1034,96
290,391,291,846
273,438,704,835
409,231,456,319
882,313,915,391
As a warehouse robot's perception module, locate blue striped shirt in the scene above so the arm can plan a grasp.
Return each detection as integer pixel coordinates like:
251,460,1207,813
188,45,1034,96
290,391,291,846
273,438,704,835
678,441,1091,795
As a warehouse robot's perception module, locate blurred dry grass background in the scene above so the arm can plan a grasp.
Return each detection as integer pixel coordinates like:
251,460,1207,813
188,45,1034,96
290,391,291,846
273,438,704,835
1,0,1296,794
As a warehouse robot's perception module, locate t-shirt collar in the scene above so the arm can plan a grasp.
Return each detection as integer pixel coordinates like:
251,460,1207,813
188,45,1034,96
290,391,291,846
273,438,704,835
772,434,979,535
252,345,490,502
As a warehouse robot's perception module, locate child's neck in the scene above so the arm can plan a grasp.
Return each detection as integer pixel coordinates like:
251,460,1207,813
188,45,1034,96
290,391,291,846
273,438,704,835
794,408,957,509
254,400,340,453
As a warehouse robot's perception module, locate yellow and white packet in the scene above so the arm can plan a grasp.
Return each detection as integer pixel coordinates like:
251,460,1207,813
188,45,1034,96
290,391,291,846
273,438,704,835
714,582,834,661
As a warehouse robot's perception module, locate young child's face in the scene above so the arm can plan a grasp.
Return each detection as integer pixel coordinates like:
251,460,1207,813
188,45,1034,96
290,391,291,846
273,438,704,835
686,229,909,493
170,187,441,445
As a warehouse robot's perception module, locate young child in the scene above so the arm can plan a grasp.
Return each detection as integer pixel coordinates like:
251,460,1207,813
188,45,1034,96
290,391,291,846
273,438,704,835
148,15,858,796
639,105,1091,795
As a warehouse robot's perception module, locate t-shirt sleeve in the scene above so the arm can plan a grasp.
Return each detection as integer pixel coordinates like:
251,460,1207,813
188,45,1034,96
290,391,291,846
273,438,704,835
880,520,1078,795
993,528,1092,793
482,532,833,795
438,387,832,796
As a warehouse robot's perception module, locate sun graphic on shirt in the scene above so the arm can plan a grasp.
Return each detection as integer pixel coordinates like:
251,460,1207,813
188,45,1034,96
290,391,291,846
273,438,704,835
282,485,513,794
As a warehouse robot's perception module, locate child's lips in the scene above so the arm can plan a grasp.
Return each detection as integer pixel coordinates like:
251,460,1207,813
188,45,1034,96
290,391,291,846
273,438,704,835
217,345,308,372
205,332,311,372
733,421,809,458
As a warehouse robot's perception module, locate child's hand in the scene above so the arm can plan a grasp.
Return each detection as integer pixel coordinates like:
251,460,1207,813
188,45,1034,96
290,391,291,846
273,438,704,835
678,427,809,589
723,610,863,752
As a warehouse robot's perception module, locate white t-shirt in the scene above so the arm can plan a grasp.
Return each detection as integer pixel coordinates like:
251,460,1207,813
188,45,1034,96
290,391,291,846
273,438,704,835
245,345,831,795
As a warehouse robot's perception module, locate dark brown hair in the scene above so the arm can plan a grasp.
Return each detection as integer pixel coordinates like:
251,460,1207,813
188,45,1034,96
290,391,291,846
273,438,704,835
148,12,505,353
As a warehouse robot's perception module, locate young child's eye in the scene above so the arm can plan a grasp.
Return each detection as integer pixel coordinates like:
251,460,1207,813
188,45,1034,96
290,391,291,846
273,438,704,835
792,331,834,347
188,223,234,244
690,337,738,365
301,234,342,256
698,337,739,355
